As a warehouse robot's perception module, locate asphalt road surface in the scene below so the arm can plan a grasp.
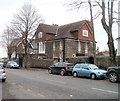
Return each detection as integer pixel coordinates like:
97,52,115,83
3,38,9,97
1,68,119,100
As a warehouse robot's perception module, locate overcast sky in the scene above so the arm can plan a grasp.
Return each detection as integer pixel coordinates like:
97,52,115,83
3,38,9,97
0,0,118,58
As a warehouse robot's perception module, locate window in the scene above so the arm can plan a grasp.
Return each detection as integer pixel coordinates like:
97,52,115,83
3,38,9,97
82,30,88,37
75,64,81,68
39,42,45,54
38,32,43,38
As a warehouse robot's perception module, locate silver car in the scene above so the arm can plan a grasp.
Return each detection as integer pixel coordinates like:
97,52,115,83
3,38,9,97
0,62,6,82
6,61,19,69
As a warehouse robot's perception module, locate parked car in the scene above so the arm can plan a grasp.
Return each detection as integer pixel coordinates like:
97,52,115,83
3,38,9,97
6,61,19,69
0,62,6,82
48,62,74,76
107,67,120,83
72,63,107,79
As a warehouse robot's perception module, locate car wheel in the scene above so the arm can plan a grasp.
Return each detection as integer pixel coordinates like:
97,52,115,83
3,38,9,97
48,69,52,74
73,72,78,77
2,79,6,82
91,74,96,80
109,72,118,83
60,70,65,76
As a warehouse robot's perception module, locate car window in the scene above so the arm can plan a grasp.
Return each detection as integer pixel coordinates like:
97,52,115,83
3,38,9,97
88,64,98,70
54,63,59,67
82,64,89,69
75,64,81,68
58,63,66,67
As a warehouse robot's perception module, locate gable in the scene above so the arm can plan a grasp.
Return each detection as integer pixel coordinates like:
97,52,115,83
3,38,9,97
78,23,93,41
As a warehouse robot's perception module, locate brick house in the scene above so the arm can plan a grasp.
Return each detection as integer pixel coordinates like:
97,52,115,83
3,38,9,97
34,20,94,62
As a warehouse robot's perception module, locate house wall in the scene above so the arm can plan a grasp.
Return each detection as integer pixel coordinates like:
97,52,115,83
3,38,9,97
65,39,93,59
46,41,53,59
65,39,77,58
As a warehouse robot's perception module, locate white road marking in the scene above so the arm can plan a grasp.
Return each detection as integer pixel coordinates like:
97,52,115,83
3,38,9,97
91,88,118,94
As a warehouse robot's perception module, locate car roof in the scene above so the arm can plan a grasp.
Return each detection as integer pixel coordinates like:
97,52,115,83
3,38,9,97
56,62,73,64
76,63,92,65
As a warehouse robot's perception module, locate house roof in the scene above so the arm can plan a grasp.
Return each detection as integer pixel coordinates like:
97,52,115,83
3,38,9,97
10,38,23,46
49,20,92,40
37,23,59,35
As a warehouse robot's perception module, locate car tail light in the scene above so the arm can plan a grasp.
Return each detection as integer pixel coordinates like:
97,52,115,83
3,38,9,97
2,69,5,73
65,66,69,70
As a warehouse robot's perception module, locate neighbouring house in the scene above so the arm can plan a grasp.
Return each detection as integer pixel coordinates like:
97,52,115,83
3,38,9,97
117,1,120,56
8,37,38,67
34,20,94,62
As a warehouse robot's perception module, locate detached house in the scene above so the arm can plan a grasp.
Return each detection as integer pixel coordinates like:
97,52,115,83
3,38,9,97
34,20,94,62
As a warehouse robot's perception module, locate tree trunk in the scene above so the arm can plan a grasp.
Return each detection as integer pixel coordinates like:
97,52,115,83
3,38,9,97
101,1,116,65
24,45,28,68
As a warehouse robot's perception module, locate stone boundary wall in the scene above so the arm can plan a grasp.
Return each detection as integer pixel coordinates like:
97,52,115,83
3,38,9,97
26,56,120,69
28,58,54,69
67,56,120,69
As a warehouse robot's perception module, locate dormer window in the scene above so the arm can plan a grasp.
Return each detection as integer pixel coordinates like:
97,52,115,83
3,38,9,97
82,30,88,37
38,32,43,38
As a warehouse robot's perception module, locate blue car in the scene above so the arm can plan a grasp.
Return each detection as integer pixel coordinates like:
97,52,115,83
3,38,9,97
72,63,107,79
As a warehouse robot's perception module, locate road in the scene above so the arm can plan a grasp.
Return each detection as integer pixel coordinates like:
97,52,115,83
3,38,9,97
0,68,119,100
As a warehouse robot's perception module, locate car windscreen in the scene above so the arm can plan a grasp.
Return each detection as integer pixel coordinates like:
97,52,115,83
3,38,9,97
88,64,98,70
9,61,17,64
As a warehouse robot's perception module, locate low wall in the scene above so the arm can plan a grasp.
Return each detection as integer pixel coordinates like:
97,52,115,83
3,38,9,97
67,56,120,69
28,58,54,69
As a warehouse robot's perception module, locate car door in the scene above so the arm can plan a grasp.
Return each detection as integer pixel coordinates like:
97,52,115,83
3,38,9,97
75,64,83,76
57,62,66,73
51,63,59,73
80,64,91,77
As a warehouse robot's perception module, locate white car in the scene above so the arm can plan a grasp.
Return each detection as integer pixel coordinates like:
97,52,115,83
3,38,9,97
6,61,19,69
0,62,6,82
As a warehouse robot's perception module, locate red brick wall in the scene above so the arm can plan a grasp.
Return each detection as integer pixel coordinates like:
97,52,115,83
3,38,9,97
45,34,54,40
78,24,93,41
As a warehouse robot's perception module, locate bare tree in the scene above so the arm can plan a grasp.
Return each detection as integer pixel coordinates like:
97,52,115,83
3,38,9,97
97,0,117,65
11,3,44,68
68,0,117,65
1,26,19,59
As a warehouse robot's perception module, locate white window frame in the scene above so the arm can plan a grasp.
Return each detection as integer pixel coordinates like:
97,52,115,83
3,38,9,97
82,30,88,37
39,42,45,54
38,32,43,38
